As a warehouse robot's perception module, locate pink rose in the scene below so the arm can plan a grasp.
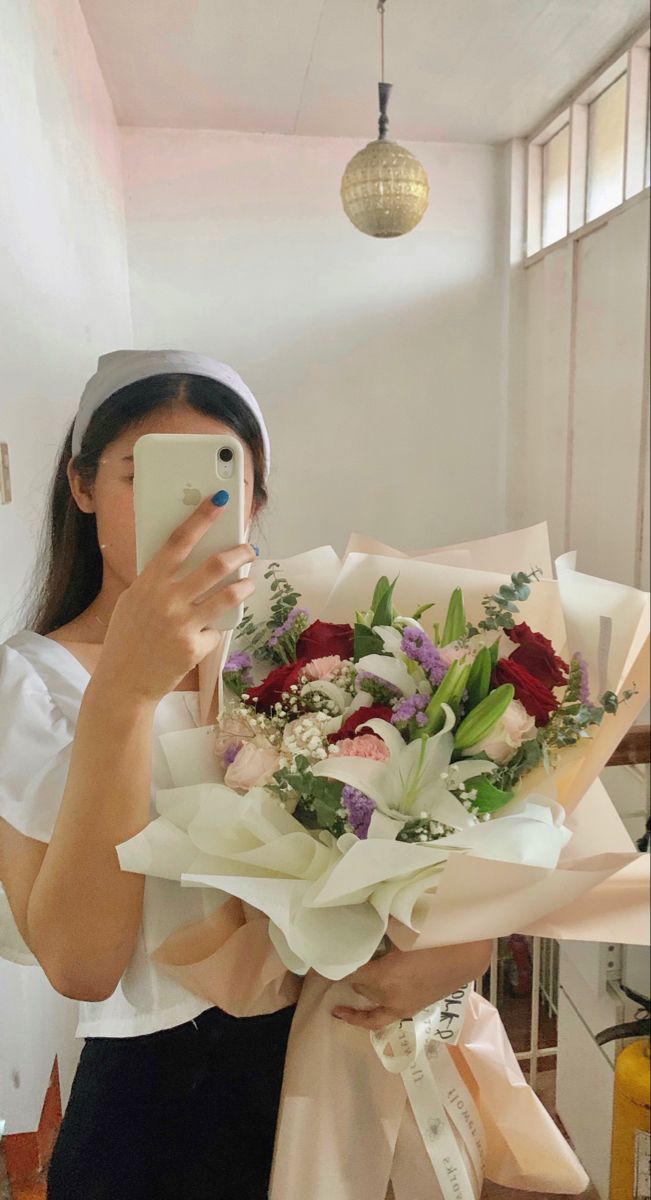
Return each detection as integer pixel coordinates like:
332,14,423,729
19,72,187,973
333,734,390,762
303,655,343,682
224,738,280,791
461,699,536,764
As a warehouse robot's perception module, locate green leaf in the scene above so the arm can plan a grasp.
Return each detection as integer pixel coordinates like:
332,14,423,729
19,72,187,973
441,588,466,645
371,575,390,610
354,622,385,662
425,661,471,733
465,776,513,814
412,601,436,622
465,647,492,708
372,575,399,628
311,778,344,831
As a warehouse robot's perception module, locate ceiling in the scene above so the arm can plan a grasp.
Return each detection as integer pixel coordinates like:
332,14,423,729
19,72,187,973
79,0,650,144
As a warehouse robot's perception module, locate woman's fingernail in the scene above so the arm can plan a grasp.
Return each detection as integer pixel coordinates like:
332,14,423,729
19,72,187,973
251,544,260,556
211,490,230,507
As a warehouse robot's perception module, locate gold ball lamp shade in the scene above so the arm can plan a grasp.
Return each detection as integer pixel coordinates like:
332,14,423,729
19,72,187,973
341,137,430,238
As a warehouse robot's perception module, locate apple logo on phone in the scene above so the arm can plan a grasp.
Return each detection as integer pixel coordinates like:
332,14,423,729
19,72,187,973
182,484,202,506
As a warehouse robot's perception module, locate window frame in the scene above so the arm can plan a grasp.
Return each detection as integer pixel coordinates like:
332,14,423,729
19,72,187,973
526,24,650,262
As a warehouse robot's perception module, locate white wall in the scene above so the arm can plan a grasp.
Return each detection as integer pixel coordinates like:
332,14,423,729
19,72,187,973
504,153,650,1197
506,190,650,591
121,128,508,559
0,0,132,1134
0,0,133,639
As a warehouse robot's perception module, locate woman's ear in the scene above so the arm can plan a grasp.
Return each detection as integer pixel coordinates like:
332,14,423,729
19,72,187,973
66,458,95,514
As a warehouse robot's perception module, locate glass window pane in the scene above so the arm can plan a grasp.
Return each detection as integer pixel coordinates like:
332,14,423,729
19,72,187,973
542,125,569,247
587,73,627,221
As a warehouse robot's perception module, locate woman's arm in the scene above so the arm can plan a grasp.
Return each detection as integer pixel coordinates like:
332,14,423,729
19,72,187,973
333,940,493,1030
1,678,157,1001
0,495,256,1002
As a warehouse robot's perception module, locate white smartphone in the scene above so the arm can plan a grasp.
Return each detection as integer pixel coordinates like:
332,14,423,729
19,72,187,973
133,432,247,632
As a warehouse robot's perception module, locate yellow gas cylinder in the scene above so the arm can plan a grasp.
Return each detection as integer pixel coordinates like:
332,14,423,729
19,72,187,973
598,986,651,1200
609,1038,650,1200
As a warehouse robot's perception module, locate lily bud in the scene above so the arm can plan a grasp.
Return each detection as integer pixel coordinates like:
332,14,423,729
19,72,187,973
453,684,515,751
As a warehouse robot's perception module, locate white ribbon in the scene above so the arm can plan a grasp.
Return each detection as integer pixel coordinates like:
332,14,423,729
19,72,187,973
371,984,486,1200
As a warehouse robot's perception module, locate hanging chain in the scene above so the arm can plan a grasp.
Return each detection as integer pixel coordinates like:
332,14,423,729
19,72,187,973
377,0,386,83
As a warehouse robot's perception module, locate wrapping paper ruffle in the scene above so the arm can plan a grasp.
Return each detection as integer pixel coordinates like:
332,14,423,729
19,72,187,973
270,977,589,1199
151,897,301,1015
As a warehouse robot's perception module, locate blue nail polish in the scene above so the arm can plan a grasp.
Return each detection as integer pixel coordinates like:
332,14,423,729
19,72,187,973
252,544,260,556
211,490,229,507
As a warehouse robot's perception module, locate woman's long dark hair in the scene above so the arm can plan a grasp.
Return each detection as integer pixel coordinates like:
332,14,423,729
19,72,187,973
24,373,268,636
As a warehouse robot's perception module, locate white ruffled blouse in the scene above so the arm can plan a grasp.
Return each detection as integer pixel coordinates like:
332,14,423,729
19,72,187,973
0,629,218,1038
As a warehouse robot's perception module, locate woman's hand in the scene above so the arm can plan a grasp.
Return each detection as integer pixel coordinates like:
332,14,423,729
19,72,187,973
332,940,493,1031
94,494,257,704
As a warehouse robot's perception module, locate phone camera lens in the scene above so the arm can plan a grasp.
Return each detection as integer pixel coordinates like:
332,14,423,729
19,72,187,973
219,447,233,463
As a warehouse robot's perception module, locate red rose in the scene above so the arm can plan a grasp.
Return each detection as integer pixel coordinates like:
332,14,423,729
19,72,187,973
492,659,560,726
328,705,393,744
296,619,354,662
246,659,310,713
505,623,569,690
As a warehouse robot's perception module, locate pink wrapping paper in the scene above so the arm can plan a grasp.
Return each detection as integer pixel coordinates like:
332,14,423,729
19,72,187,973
343,522,556,578
150,908,590,1195
151,898,300,1015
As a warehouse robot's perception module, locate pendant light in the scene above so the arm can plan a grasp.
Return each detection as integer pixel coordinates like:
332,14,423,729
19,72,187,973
341,0,430,238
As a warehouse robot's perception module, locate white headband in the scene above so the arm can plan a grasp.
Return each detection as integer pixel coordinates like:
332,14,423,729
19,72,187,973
72,349,271,478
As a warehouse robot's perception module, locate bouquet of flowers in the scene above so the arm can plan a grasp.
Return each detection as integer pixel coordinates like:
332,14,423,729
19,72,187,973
224,563,627,845
116,525,650,1200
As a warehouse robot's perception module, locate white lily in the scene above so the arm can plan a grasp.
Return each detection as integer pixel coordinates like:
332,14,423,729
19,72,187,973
358,624,433,697
374,620,425,655
311,704,497,838
373,624,405,655
356,652,417,697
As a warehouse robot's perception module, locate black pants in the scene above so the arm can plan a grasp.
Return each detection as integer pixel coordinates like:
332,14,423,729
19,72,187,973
47,1004,295,1200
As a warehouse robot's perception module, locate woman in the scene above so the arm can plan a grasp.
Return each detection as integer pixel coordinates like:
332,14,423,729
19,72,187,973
0,350,491,1199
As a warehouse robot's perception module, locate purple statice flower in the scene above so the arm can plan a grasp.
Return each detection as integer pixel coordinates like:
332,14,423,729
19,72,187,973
400,627,448,685
341,785,376,839
224,652,253,681
355,669,401,697
573,651,591,703
268,607,309,649
223,742,242,766
391,692,429,728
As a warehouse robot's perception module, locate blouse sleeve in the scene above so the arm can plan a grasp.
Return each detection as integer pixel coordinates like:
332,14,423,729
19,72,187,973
0,642,77,844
